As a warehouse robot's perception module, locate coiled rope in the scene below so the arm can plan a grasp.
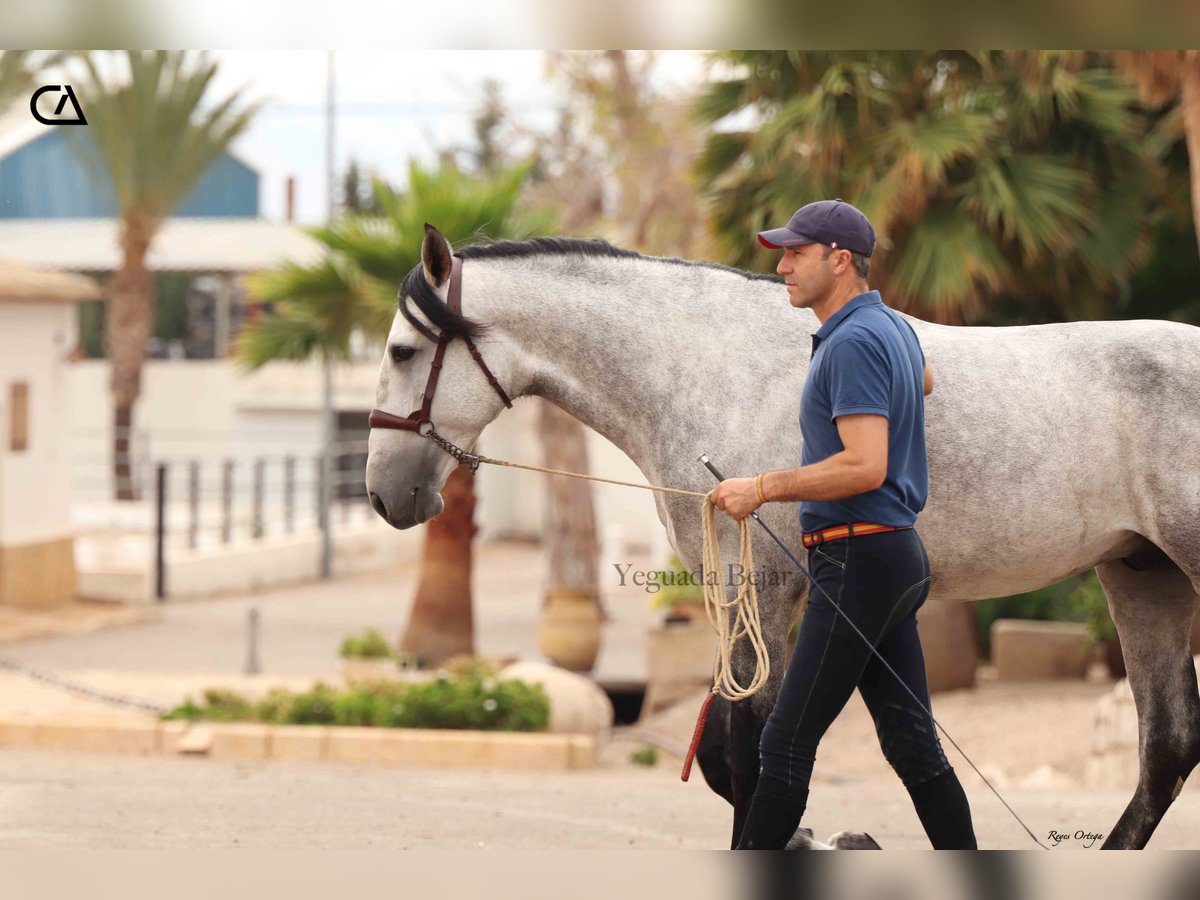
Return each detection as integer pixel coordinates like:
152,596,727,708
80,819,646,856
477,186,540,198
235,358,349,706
475,451,770,702
465,446,1049,849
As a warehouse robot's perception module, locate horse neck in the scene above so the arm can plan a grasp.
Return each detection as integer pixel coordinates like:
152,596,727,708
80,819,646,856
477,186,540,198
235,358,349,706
462,255,800,479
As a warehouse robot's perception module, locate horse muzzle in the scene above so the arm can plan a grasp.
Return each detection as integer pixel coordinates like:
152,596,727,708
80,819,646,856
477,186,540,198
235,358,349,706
367,485,444,530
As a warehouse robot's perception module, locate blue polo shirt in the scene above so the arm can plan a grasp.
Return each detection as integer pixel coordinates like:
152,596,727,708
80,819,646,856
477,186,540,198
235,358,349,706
799,290,928,533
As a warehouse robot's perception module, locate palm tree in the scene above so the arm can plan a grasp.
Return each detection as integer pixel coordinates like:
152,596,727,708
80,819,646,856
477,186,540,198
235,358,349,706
0,51,65,111
1112,51,1200,258
694,51,1161,325
67,51,259,499
237,158,548,666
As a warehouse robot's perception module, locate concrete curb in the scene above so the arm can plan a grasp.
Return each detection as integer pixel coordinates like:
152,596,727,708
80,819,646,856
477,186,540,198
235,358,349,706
0,605,161,643
0,716,596,770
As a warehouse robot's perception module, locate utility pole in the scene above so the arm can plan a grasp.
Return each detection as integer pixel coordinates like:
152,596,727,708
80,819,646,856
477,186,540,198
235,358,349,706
320,49,336,578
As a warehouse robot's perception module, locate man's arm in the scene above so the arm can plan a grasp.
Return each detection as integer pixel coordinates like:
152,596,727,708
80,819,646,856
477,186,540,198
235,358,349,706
764,413,888,500
924,361,934,396
709,414,888,520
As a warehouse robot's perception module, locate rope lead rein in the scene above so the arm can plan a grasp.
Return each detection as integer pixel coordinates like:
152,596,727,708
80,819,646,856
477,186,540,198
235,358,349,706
416,428,1046,848
694,453,1048,850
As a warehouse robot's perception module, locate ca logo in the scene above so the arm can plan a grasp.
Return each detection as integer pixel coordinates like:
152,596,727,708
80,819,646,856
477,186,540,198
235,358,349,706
30,85,88,125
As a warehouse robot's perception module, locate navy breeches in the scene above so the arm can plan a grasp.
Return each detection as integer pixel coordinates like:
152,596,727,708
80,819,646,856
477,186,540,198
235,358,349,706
757,527,951,797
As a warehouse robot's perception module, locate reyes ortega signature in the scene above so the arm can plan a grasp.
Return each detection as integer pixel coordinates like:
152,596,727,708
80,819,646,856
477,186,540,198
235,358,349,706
1047,830,1105,848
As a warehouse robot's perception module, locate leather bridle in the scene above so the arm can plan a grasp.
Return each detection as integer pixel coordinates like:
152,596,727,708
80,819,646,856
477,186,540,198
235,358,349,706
367,256,512,472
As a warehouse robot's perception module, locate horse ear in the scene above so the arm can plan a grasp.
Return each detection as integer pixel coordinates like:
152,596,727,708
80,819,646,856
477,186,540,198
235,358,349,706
421,223,453,288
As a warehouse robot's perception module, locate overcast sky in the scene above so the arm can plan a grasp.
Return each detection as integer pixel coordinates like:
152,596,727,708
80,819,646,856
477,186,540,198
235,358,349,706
200,51,708,223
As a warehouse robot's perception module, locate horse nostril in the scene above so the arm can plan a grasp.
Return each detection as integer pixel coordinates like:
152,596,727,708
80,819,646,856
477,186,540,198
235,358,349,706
368,492,388,519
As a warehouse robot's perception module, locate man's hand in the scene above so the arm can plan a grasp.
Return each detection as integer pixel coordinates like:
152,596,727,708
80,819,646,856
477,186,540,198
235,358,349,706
709,477,761,521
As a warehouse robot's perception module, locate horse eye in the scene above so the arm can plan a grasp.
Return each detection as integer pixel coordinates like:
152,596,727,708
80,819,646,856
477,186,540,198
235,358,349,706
390,345,416,363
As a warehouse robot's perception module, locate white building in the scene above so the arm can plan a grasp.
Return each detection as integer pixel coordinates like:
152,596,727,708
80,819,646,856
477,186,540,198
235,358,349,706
0,259,101,608
0,109,664,602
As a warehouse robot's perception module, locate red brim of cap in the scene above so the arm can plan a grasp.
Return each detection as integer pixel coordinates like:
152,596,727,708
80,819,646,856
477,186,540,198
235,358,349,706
757,228,815,250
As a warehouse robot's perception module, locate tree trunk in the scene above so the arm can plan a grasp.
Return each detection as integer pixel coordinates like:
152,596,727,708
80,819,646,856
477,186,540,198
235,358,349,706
107,214,156,501
539,400,601,603
1179,53,1200,261
398,465,477,666
537,400,605,671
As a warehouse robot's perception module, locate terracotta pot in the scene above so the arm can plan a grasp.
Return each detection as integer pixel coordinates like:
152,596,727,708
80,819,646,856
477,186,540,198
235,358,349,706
664,602,705,626
537,587,603,673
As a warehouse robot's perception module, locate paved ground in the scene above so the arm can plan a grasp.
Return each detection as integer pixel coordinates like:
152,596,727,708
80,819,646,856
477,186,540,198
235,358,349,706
0,541,651,683
0,601,158,644
2,540,1199,849
3,747,1198,849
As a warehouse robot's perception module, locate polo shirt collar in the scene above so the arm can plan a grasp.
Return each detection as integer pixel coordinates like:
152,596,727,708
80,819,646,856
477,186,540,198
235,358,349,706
814,290,883,343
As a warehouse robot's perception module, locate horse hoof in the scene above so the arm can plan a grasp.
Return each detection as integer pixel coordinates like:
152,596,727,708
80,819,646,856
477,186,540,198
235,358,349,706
828,830,882,850
783,827,882,850
784,826,829,850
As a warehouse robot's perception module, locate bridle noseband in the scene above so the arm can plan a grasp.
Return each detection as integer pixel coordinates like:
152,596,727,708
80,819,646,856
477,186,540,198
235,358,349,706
367,256,512,472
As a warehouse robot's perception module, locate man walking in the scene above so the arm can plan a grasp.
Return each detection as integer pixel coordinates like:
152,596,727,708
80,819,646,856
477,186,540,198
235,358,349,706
710,199,977,850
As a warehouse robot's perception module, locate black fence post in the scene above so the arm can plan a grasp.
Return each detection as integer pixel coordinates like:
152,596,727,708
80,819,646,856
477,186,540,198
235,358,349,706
155,462,168,602
339,444,350,524
245,607,261,675
188,460,200,550
314,455,325,534
221,459,234,543
252,458,265,539
284,455,295,534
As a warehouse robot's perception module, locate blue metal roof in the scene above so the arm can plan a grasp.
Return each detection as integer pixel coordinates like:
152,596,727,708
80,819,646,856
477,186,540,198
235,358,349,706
0,128,258,219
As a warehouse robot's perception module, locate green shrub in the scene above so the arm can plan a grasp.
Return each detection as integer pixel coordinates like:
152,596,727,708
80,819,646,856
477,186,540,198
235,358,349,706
338,628,394,659
974,572,1097,658
647,555,706,612
162,696,206,722
272,682,340,725
254,687,298,723
162,688,256,723
1068,571,1116,642
161,673,550,732
440,655,497,681
631,745,658,766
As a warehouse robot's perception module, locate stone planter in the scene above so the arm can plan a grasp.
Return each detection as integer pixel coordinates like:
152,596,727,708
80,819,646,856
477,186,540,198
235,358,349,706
537,588,603,673
916,600,979,692
497,660,614,735
991,619,1091,681
641,621,719,718
1103,636,1126,679
341,657,401,685
662,601,706,626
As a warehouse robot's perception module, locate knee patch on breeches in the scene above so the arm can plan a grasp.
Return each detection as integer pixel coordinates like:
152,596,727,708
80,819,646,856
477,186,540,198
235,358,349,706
874,699,951,787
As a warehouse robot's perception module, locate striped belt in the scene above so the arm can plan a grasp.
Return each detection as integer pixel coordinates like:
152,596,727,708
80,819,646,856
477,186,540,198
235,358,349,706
801,522,912,549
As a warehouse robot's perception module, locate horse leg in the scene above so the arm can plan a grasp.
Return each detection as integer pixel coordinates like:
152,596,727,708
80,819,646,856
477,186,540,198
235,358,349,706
694,693,734,804
725,602,795,848
1095,556,1200,849
676,521,796,847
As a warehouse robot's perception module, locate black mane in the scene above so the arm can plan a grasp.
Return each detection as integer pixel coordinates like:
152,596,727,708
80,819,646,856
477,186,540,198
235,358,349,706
397,235,783,341
457,236,784,285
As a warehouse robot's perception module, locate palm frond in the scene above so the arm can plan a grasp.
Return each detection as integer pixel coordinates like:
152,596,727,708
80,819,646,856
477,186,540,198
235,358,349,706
67,51,260,222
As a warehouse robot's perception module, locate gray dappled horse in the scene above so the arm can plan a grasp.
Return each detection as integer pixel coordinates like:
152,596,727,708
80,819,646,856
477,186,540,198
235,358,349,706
366,224,1200,849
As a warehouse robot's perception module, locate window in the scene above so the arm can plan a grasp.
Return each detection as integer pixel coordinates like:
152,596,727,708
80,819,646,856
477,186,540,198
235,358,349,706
9,382,28,452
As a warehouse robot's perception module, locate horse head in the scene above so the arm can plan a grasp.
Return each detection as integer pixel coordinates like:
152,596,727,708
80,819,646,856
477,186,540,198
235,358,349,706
365,224,517,529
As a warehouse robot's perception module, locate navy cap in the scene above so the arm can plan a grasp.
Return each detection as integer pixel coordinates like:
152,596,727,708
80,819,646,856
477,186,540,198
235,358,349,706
757,199,876,258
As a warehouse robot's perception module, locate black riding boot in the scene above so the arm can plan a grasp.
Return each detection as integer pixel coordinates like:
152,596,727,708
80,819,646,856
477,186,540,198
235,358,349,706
735,776,808,850
906,766,978,849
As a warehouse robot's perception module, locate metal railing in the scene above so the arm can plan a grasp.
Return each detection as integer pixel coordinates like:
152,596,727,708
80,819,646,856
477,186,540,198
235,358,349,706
68,427,375,602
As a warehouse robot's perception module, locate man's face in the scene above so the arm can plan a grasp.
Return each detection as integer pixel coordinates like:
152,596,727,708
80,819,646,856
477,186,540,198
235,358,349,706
776,243,836,309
